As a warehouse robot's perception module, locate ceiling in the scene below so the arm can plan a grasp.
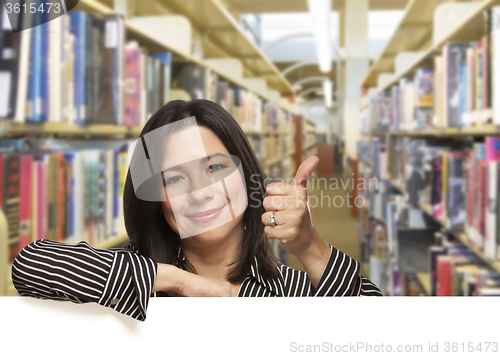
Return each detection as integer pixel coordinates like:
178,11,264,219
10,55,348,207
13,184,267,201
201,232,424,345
274,61,337,100
224,0,409,13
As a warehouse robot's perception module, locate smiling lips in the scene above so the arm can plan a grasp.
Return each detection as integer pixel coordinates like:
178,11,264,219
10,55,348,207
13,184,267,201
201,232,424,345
186,205,225,223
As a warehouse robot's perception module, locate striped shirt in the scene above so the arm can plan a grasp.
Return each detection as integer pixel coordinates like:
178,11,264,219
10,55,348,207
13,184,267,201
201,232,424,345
12,239,383,322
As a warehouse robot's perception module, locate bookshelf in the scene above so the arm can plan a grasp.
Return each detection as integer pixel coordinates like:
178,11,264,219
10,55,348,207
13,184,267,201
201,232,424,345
360,124,500,138
0,122,142,137
0,0,302,296
356,0,500,296
77,0,295,111
363,0,457,89
415,272,431,295
364,0,500,96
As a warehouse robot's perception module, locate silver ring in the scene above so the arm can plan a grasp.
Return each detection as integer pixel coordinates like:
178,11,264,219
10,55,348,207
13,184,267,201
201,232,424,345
269,211,276,227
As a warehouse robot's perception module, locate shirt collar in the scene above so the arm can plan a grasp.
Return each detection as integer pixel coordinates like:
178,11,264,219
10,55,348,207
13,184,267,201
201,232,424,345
248,255,285,297
178,246,286,296
161,244,285,297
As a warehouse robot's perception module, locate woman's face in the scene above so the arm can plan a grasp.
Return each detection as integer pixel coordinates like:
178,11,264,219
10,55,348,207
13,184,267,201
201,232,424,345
160,126,247,244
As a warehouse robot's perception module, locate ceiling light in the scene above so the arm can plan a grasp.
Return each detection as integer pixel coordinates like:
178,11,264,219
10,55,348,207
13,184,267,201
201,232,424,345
308,0,332,73
323,79,332,108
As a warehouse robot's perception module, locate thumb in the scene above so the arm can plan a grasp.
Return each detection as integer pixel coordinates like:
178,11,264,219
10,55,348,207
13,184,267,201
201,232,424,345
292,156,319,188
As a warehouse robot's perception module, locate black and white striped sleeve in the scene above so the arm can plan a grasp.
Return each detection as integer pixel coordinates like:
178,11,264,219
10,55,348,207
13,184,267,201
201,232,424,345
309,244,383,297
11,239,158,321
349,275,384,296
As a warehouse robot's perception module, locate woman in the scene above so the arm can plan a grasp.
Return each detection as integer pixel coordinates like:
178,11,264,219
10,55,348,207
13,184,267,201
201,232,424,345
12,100,382,322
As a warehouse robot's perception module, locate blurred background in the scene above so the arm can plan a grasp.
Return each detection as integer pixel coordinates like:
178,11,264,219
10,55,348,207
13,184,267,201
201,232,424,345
1,0,500,297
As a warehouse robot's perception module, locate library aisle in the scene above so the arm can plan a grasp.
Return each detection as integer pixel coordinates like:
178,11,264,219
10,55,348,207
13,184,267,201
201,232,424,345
3,0,500,304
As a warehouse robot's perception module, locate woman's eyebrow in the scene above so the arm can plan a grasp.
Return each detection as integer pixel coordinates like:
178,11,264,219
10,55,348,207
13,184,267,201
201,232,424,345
199,153,226,164
163,164,183,172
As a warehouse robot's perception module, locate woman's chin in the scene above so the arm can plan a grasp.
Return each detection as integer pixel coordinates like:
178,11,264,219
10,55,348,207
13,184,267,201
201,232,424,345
183,221,238,243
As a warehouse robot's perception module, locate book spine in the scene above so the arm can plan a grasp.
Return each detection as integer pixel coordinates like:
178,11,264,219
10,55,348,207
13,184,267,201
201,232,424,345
48,16,63,123
492,7,500,124
19,155,32,252
106,151,114,239
63,153,75,243
30,160,38,242
3,154,20,263
26,23,41,122
57,153,64,242
437,256,452,296
69,12,87,124
46,154,59,241
485,162,498,260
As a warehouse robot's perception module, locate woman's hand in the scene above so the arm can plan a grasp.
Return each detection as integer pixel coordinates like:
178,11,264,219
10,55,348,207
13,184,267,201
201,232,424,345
261,156,322,257
153,264,232,297
261,156,331,288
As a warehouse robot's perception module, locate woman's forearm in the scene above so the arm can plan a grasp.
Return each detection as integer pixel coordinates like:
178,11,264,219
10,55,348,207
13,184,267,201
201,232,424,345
152,263,183,294
294,230,331,289
152,263,232,297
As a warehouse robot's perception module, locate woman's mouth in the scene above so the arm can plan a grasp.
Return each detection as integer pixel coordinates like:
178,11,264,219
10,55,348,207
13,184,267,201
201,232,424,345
186,205,225,223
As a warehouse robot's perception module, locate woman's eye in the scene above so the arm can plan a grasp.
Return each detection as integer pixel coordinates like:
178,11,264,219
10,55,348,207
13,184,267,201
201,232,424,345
208,164,227,173
165,176,183,185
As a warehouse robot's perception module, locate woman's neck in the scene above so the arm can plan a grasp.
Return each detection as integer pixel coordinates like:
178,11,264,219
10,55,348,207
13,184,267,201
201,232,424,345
180,222,244,283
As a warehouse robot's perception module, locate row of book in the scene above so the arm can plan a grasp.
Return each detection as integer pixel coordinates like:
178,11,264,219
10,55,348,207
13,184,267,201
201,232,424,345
0,7,293,132
0,143,130,264
246,134,295,166
358,179,500,296
0,7,173,126
360,135,500,261
361,7,500,132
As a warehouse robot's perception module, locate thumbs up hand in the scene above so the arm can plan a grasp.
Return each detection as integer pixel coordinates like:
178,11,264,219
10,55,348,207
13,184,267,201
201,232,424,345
262,156,324,258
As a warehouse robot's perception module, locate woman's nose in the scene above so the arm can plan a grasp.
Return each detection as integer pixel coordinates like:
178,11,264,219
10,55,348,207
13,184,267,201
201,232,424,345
187,175,215,204
187,186,214,204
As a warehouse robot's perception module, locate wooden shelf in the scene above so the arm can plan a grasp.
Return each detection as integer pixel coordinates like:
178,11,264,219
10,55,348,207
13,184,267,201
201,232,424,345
94,233,130,249
303,142,317,150
388,179,404,193
363,0,442,87
244,130,295,136
77,0,295,113
381,180,500,274
366,0,500,94
7,283,17,296
455,233,500,273
361,125,500,138
415,272,431,295
417,203,500,273
0,121,142,138
264,156,282,168
164,0,294,94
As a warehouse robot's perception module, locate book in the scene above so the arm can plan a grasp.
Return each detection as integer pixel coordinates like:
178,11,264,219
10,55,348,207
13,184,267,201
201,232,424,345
0,6,30,122
442,43,470,127
492,7,500,124
436,255,452,296
68,11,88,124
152,51,172,103
446,152,468,231
2,153,20,263
414,69,434,107
124,44,144,127
19,155,32,251
86,14,125,125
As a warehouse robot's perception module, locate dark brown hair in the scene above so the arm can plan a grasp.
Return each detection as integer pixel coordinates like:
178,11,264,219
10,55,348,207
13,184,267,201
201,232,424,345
123,99,281,283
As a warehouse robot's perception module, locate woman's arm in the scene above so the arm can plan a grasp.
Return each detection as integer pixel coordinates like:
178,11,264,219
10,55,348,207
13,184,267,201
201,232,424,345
13,239,232,320
12,239,156,321
263,157,383,296
153,263,231,297
279,244,383,297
